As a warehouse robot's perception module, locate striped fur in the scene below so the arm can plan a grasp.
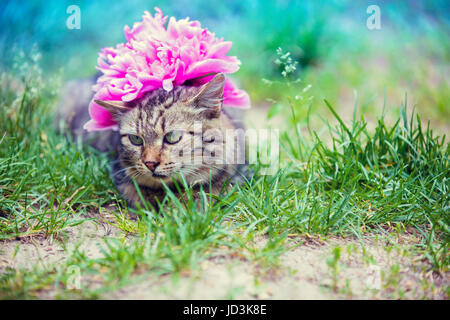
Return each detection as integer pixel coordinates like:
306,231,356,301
61,73,246,208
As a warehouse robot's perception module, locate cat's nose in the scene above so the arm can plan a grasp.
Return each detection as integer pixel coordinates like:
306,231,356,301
144,161,160,172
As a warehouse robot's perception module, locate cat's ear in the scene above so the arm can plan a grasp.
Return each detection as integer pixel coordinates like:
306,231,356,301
191,73,225,118
94,100,131,118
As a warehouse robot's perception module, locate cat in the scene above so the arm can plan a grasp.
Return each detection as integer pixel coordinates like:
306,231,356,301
59,73,247,209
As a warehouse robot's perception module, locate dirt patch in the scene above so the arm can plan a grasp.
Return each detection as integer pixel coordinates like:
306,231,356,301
0,220,118,273
1,220,447,299
105,236,448,300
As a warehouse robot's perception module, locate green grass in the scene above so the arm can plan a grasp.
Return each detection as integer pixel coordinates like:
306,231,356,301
0,54,448,299
0,53,114,240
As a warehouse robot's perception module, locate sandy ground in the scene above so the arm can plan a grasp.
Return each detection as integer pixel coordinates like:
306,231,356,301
106,237,447,300
0,218,448,299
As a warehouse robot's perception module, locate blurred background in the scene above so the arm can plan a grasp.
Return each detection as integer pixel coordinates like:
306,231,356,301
0,0,449,132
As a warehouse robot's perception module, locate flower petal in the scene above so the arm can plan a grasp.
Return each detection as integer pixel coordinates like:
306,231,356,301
84,7,249,132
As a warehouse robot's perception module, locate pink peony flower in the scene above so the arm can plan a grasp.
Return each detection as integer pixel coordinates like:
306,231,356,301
84,7,250,132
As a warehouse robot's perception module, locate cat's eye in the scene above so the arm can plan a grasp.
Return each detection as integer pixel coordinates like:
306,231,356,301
128,134,143,146
164,130,183,144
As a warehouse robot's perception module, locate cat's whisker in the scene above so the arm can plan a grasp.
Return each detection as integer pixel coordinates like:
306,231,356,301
111,164,142,177
183,162,235,175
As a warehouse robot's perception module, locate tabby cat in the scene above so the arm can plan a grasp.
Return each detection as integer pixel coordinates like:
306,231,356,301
60,73,246,208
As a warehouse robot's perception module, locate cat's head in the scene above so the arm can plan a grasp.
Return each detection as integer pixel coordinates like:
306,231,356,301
95,73,231,188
